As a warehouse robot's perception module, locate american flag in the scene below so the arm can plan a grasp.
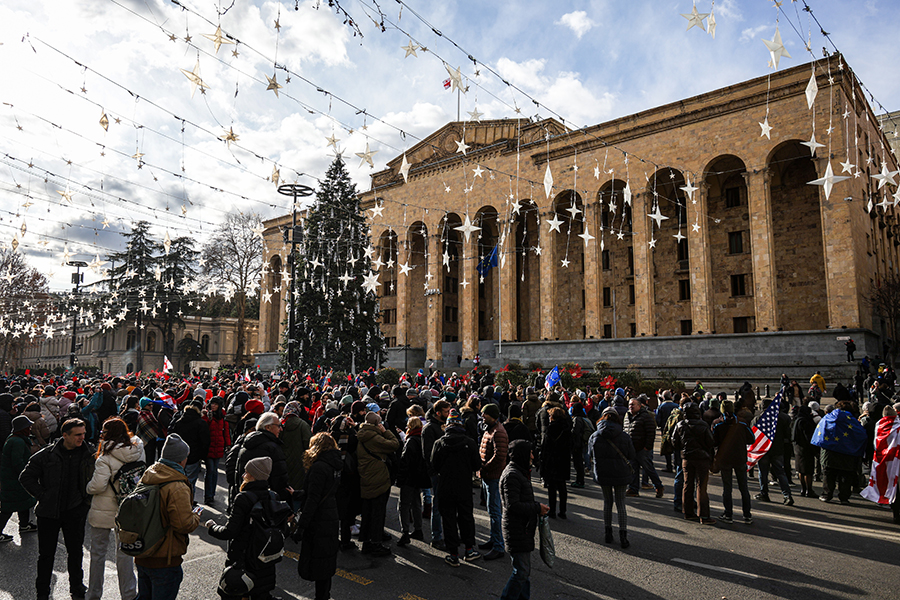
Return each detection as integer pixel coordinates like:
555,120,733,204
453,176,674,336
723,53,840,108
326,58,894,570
746,388,784,470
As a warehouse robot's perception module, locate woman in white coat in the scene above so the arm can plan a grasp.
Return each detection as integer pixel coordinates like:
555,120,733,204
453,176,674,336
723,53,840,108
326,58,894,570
86,417,145,600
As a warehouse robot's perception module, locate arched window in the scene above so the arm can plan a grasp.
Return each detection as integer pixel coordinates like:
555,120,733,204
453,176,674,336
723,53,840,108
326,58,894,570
126,330,136,350
146,331,156,353
201,334,210,354
126,362,134,373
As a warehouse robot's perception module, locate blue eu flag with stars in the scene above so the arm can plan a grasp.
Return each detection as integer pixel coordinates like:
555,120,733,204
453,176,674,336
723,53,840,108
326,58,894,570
811,409,867,457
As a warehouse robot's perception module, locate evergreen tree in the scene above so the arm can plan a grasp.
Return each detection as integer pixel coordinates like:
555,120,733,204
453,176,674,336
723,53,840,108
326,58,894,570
288,156,385,372
152,235,198,361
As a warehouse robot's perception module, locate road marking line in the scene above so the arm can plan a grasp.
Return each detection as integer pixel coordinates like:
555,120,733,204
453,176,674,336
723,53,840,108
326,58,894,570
762,511,898,542
181,552,227,565
671,558,759,579
399,593,428,600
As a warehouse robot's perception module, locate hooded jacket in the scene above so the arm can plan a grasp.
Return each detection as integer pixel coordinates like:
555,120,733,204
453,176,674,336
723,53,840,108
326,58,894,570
673,405,715,461
134,462,200,568
237,430,290,501
86,436,145,529
431,426,481,499
422,407,444,476
282,413,312,491
170,406,210,465
500,440,541,553
588,419,636,487
297,448,343,582
203,408,231,460
356,423,399,499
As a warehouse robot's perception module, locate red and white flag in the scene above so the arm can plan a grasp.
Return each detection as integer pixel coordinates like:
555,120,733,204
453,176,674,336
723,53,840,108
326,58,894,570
156,390,176,410
163,355,174,373
861,415,900,505
243,369,251,382
746,389,784,470
443,78,451,89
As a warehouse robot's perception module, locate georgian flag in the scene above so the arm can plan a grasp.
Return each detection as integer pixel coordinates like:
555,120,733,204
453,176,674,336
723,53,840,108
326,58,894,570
243,369,251,382
861,415,900,505
155,390,176,410
163,355,174,373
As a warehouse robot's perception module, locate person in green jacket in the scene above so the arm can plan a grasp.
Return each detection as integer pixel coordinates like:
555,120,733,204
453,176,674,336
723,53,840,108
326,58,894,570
0,416,39,542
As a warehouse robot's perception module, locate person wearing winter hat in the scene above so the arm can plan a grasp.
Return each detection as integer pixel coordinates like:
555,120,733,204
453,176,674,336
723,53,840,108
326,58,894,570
431,408,482,567
134,433,200,599
0,415,38,543
479,403,508,560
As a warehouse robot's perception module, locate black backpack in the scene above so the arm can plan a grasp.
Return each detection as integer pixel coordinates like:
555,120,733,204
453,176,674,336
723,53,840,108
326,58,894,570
246,491,293,567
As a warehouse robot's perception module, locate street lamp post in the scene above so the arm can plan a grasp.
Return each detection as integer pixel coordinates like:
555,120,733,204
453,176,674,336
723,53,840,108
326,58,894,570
276,183,314,373
67,260,88,371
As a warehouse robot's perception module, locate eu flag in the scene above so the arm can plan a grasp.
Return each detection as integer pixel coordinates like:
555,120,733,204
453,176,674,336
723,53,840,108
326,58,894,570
476,246,498,276
811,409,867,457
545,366,561,390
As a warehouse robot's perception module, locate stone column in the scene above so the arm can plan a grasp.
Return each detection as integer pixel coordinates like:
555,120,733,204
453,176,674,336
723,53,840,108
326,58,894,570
538,209,558,340
425,234,444,366
498,219,518,343
396,243,410,347
744,169,778,331
583,200,602,339
814,157,861,328
459,234,478,361
688,182,715,333
632,192,655,336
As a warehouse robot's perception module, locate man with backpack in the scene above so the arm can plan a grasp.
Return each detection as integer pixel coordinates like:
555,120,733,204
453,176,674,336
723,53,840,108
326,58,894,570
132,433,201,599
19,418,95,600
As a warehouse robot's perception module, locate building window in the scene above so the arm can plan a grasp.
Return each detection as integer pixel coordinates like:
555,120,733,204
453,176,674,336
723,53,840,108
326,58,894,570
581,290,585,308
382,283,396,297
126,330,136,350
680,319,692,335
443,335,459,342
629,323,636,338
101,336,107,351
603,287,612,307
728,231,744,255
627,247,634,275
602,250,611,271
603,324,612,338
677,239,689,262
479,282,485,299
443,306,457,323
679,279,691,300
387,337,397,347
733,316,753,333
146,331,156,353
725,187,741,208
445,276,458,294
479,310,485,327
201,334,210,354
628,284,635,305
730,274,748,297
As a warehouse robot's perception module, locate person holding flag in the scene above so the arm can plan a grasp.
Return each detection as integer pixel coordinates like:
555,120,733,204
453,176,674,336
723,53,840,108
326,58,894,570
812,401,867,505
162,356,174,374
748,388,795,506
544,366,561,391
860,405,900,523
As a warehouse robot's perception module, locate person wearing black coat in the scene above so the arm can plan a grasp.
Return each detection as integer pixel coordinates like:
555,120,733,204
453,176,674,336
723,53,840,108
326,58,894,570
499,440,548,600
0,393,14,445
539,408,571,519
504,405,531,446
712,402,755,523
431,409,482,566
237,415,292,503
791,405,817,497
295,434,342,600
422,400,451,550
673,404,716,523
171,402,211,502
588,408,636,548
396,418,430,547
206,456,291,600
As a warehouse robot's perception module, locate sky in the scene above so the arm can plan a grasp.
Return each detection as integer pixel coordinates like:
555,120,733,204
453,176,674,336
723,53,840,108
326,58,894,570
1,0,898,294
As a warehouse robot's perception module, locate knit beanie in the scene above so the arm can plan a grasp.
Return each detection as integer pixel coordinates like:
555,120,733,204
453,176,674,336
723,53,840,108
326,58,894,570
161,434,190,464
481,403,500,420
245,457,272,481
244,399,265,415
446,408,463,427
350,400,367,415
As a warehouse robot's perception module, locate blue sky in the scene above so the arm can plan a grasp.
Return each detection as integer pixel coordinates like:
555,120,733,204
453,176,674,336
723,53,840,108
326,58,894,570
1,0,897,291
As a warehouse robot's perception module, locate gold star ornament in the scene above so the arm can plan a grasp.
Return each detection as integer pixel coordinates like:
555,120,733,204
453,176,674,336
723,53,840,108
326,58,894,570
180,60,210,98
203,25,234,54
265,73,282,97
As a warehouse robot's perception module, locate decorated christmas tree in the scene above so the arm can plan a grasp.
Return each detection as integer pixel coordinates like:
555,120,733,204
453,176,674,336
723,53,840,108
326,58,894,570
287,156,385,372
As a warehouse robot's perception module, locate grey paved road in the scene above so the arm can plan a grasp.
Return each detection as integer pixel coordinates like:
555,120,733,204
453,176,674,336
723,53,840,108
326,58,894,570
1,460,898,600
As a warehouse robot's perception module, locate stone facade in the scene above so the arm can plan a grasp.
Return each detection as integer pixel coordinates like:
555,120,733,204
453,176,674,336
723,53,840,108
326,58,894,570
19,315,258,375
257,55,900,376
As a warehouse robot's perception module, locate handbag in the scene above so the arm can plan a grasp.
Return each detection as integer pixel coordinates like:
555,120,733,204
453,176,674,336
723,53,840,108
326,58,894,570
538,515,555,569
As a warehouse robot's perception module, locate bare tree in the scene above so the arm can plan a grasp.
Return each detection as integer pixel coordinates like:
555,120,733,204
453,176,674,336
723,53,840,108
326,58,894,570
865,272,900,365
201,212,263,365
0,249,50,369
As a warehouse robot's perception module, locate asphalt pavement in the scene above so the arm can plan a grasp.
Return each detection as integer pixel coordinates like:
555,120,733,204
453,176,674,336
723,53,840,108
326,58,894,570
1,458,898,600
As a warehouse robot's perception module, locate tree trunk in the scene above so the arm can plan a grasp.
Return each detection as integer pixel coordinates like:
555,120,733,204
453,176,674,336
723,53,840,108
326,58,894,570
235,291,247,365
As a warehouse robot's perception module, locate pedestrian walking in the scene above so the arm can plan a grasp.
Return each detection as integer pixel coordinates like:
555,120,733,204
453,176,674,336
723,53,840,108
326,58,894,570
499,440,549,600
478,403,508,559
540,407,571,519
0,415,39,542
624,397,664,498
588,408,635,548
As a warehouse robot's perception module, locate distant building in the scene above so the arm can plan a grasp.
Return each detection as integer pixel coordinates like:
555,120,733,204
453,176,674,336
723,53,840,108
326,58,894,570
258,55,899,383
18,315,259,375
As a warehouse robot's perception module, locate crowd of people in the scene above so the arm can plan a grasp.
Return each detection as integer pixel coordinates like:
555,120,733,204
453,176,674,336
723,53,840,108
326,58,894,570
0,362,898,600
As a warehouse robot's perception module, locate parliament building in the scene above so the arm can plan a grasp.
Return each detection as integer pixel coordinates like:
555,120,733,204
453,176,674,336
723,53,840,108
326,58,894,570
258,55,899,383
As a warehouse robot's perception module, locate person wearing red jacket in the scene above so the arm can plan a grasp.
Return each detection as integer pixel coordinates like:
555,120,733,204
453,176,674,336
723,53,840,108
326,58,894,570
202,396,231,506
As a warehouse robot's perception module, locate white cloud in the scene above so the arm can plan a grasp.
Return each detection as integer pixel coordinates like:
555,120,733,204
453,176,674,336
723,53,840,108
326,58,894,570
740,24,769,43
555,11,596,39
